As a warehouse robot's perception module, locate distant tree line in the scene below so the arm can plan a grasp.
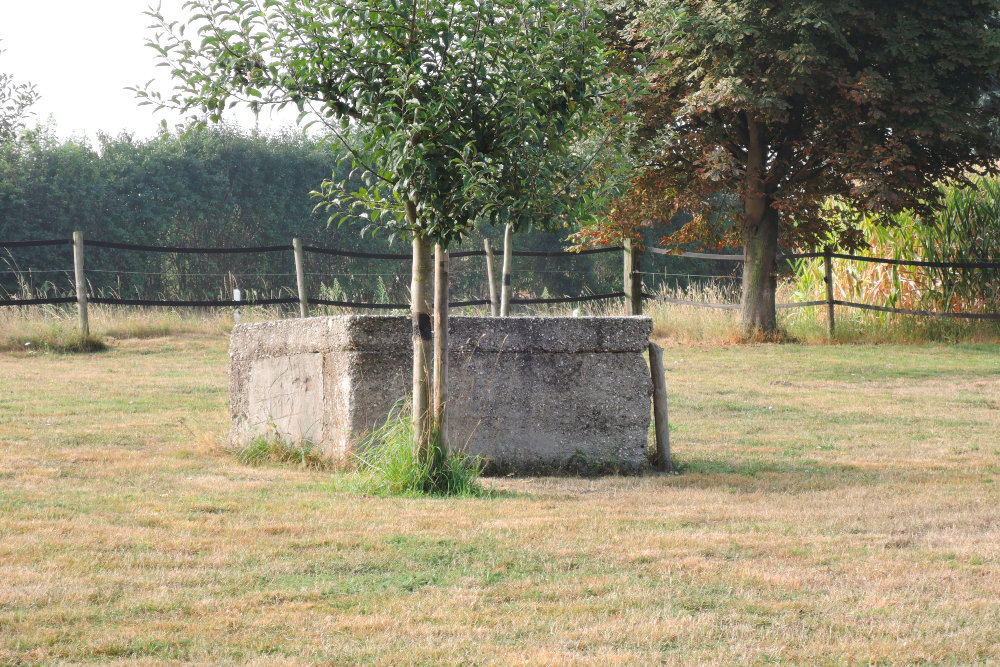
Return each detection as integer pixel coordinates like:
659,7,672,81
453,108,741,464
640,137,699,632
0,125,619,303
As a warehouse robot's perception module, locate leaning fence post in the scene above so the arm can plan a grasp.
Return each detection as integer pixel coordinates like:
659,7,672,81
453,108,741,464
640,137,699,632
484,239,499,316
624,239,642,315
648,341,672,472
72,231,89,338
500,223,513,316
293,238,309,318
824,245,835,342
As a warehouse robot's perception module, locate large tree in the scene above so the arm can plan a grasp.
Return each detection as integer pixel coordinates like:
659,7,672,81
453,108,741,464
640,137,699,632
599,0,1000,333
140,0,614,455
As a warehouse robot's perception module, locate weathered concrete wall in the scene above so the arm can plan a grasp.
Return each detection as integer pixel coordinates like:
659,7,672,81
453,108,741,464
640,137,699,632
230,316,653,473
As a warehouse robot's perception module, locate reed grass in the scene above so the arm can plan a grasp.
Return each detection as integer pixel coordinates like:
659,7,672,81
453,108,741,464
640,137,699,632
6,293,997,353
644,282,744,344
0,303,283,352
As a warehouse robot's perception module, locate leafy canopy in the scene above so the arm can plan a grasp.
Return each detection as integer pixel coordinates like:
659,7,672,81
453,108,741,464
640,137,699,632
589,0,1000,249
139,0,617,247
0,45,39,142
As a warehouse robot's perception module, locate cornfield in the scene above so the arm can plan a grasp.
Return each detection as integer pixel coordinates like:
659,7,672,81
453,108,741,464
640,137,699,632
790,176,1000,315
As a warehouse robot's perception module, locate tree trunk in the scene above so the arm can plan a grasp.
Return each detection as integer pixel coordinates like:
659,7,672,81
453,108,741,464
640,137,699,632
740,116,780,335
740,205,780,334
433,243,449,455
484,239,498,317
410,235,433,456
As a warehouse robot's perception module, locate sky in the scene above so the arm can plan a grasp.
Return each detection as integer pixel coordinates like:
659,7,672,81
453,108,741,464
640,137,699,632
1,0,299,140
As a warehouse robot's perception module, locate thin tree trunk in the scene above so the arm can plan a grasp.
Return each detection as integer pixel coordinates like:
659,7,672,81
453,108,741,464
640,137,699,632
410,234,433,457
740,205,780,334
484,239,498,317
433,243,449,455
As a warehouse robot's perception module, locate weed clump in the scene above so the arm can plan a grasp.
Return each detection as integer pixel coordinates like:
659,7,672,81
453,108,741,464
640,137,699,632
5,328,107,354
352,405,487,497
233,431,329,469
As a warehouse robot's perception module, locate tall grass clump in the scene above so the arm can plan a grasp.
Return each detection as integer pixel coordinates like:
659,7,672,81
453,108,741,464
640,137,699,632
350,404,487,497
0,306,107,353
0,301,298,350
645,281,744,344
232,431,330,469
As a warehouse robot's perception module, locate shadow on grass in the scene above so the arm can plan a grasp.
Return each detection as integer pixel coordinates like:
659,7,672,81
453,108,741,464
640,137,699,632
256,533,549,608
669,454,880,492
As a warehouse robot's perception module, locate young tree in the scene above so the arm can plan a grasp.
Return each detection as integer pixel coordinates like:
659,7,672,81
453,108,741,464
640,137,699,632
601,0,1000,333
0,45,39,142
140,0,614,454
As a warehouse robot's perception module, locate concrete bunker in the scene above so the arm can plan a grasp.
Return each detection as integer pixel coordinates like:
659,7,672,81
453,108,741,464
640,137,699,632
229,315,654,473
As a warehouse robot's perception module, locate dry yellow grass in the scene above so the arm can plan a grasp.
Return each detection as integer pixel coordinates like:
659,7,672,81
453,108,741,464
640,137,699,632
1,332,999,664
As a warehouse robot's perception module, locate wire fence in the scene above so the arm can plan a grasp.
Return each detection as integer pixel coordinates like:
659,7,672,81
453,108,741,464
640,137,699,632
639,246,1000,322
3,236,999,337
0,236,623,312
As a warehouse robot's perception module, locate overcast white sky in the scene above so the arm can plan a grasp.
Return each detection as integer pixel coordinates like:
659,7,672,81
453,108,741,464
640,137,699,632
1,0,299,140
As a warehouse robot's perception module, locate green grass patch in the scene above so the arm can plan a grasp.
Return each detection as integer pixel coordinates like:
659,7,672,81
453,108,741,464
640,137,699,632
346,405,489,497
232,431,330,470
1,325,106,353
3,333,1000,664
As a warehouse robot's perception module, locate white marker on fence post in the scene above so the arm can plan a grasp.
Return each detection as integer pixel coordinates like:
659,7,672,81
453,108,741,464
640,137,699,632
648,341,672,472
624,239,642,315
293,237,309,318
233,288,242,323
824,245,835,342
72,231,89,339
484,239,499,317
500,224,513,316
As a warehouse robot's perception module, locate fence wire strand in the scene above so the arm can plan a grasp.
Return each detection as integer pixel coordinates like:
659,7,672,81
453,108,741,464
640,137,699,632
4,237,1000,316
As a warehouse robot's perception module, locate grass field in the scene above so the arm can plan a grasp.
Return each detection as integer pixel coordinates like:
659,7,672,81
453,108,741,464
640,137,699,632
1,332,999,664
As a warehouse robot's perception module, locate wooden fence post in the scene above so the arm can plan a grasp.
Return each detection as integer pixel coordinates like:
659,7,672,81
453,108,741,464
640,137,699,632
484,239,499,317
72,231,89,338
293,238,309,318
824,245,835,342
500,223,513,316
624,239,642,315
648,341,672,472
